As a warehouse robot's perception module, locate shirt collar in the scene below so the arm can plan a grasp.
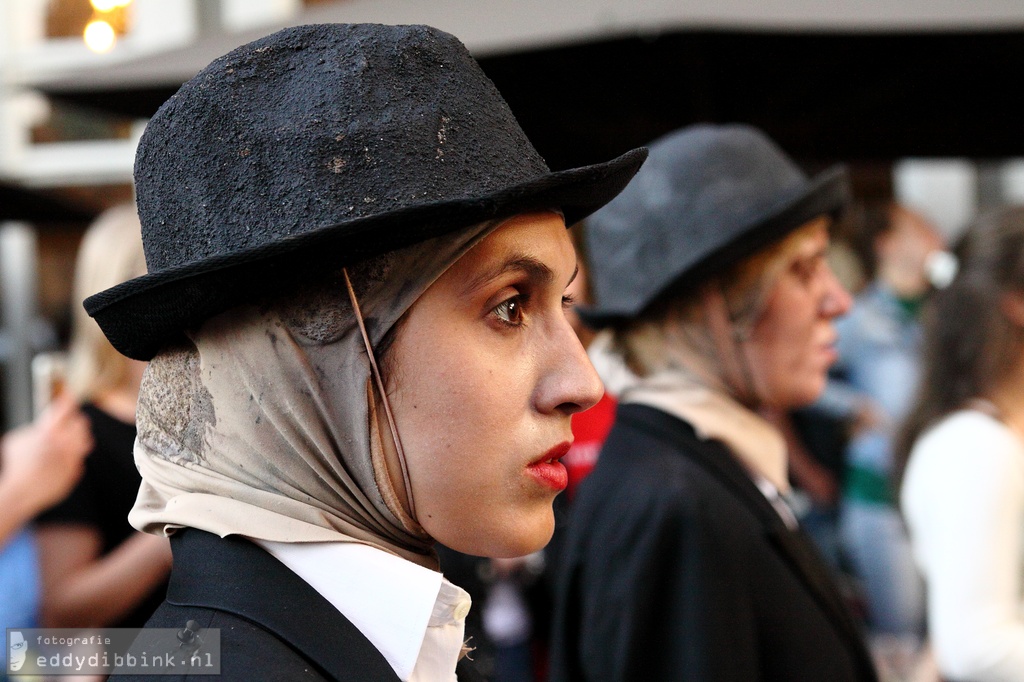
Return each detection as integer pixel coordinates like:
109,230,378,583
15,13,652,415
256,539,470,680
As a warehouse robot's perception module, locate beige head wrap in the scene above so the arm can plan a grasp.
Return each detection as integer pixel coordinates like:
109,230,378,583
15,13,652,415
129,222,498,565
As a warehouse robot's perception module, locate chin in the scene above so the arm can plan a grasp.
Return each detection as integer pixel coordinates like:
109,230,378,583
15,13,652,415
491,516,555,558
493,535,552,559
780,374,828,409
440,511,554,559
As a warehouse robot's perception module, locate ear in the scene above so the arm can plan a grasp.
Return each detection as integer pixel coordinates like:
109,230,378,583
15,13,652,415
999,290,1024,328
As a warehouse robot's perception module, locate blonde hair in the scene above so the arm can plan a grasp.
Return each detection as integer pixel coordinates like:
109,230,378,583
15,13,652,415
65,204,147,401
615,220,824,379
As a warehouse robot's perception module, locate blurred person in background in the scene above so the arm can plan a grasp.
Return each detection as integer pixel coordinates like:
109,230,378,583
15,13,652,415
551,124,877,682
0,397,91,548
34,203,171,628
780,222,869,571
899,206,1024,682
758,403,849,571
815,202,943,672
0,396,91,661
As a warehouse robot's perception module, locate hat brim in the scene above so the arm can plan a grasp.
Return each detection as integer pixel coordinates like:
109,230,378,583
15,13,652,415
86,147,647,360
577,164,850,329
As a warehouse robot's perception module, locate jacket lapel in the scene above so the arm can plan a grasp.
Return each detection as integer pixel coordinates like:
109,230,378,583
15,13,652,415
166,529,400,682
618,405,872,667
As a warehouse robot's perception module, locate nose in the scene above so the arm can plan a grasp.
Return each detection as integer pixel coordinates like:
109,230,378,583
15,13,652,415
820,264,852,319
535,318,604,416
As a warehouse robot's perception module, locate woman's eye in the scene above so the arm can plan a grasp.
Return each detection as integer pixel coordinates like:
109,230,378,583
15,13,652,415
792,257,821,283
493,295,524,326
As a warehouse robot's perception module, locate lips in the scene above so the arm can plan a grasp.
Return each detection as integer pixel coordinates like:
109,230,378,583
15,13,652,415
526,441,571,491
820,335,839,365
818,329,839,365
821,344,839,364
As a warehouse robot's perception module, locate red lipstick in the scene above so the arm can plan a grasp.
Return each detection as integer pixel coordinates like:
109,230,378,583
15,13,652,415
526,442,571,491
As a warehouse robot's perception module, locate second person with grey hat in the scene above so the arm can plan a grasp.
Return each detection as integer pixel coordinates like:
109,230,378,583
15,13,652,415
550,124,878,682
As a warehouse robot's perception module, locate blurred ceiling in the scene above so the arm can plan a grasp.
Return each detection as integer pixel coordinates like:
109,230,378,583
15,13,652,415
0,181,97,223
32,28,1024,169
483,30,1024,168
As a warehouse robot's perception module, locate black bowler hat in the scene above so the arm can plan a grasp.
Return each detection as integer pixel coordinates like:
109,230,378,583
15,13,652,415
581,123,848,325
85,23,646,360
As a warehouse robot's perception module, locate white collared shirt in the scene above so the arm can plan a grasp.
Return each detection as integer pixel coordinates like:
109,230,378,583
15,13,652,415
257,539,471,681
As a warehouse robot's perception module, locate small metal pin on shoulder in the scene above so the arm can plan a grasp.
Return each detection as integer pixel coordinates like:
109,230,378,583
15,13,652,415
177,620,201,647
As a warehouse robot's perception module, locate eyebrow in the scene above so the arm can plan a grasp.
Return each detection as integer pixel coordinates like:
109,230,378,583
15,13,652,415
796,246,828,262
462,255,577,296
795,237,829,261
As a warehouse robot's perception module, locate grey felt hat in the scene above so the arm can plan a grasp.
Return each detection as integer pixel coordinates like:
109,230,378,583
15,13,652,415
85,23,646,360
581,123,849,325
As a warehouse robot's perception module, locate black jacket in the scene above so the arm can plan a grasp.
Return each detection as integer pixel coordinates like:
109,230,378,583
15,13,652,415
113,529,485,681
550,404,878,682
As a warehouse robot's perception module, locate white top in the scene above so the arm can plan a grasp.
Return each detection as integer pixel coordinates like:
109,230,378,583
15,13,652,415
901,409,1024,682
257,540,471,682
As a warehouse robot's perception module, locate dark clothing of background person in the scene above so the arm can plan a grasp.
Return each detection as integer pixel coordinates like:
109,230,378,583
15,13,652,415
37,403,166,627
550,404,878,682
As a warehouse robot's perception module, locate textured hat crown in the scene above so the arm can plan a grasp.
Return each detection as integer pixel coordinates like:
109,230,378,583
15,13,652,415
135,23,549,274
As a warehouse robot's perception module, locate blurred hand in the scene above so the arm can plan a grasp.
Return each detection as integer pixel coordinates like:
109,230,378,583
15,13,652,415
793,459,840,506
0,395,93,516
486,551,545,582
851,398,888,435
759,406,840,507
490,556,531,579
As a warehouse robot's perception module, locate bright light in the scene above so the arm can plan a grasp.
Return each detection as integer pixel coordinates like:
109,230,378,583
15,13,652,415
90,0,121,11
84,20,116,53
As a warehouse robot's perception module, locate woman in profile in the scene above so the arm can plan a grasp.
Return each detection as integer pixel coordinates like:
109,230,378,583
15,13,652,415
551,124,877,682
899,207,1024,682
81,22,645,682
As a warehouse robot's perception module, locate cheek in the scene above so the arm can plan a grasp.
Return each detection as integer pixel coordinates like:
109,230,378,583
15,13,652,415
395,340,479,466
397,335,529,459
747,295,822,400
391,331,520,507
390,330,546,552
